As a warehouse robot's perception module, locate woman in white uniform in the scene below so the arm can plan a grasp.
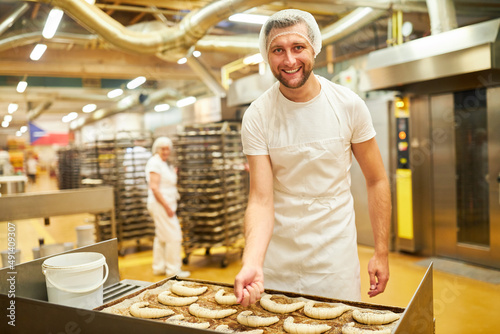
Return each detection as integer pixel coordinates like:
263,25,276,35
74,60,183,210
234,9,391,306
145,137,189,278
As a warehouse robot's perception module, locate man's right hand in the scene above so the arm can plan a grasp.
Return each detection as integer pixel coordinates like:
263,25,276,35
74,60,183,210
234,265,265,307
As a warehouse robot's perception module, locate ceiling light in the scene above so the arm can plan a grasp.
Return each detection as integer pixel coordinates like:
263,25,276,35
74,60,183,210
82,103,97,113
62,112,78,123
8,103,18,113
4,115,13,123
243,53,263,65
1,121,9,128
20,126,27,133
16,81,27,93
154,104,170,112
107,88,123,98
228,13,269,25
42,8,64,39
176,96,196,108
30,44,47,61
193,51,201,57
16,131,22,137
177,58,187,65
126,76,146,89
85,0,96,4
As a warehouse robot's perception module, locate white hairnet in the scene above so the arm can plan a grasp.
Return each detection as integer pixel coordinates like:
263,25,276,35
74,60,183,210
259,9,322,63
152,136,173,153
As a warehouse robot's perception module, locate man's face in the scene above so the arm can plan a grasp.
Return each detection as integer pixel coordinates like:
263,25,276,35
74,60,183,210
267,23,315,89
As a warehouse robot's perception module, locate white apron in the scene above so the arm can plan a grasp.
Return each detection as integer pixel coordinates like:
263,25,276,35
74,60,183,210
263,90,361,301
146,156,181,243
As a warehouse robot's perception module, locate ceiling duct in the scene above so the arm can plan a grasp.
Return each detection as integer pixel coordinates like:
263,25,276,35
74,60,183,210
0,31,96,53
322,7,386,45
32,0,270,61
0,2,30,36
426,0,457,34
185,56,227,98
195,35,259,54
28,100,53,121
363,18,500,91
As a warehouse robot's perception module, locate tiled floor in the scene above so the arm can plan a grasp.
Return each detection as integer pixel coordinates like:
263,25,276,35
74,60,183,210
2,173,500,333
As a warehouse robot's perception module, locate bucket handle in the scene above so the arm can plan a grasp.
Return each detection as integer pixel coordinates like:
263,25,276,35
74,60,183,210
43,262,109,294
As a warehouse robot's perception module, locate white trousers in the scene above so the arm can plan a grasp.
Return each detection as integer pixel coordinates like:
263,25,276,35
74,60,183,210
152,237,182,275
148,201,183,275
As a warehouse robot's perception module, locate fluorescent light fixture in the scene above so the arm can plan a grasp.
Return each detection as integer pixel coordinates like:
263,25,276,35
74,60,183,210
8,103,18,113
107,88,123,98
176,96,196,108
30,44,47,61
126,76,146,89
82,103,97,113
1,121,9,128
4,115,13,122
177,58,187,65
229,13,269,25
117,95,135,109
20,126,27,133
243,53,263,65
154,104,170,112
17,81,27,93
193,50,201,57
42,8,64,39
62,112,78,123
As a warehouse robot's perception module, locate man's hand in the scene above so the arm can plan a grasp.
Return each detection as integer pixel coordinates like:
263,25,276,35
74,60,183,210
367,254,389,297
234,265,265,307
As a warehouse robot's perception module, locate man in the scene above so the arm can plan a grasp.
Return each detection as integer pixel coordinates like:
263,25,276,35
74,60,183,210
234,9,391,307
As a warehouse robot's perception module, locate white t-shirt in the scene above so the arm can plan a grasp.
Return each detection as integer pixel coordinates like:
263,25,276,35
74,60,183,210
241,75,375,155
145,154,179,207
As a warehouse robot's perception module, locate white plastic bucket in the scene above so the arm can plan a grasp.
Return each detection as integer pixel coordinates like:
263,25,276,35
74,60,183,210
76,224,95,248
42,252,108,310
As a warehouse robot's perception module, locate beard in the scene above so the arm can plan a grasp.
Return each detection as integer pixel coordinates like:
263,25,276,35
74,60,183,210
272,61,314,89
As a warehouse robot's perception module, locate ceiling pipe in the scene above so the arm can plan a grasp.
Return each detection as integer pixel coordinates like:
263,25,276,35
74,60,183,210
195,35,260,54
185,56,227,98
0,3,30,36
322,7,386,45
0,31,96,53
426,0,457,34
30,0,271,61
28,100,53,121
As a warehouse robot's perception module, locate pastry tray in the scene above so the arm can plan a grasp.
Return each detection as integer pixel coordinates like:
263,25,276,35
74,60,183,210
93,265,434,334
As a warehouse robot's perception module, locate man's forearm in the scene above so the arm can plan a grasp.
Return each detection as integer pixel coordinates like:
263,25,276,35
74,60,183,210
242,201,274,268
367,178,391,256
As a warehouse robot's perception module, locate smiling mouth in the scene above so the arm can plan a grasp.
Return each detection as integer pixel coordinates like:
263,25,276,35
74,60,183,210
283,67,301,74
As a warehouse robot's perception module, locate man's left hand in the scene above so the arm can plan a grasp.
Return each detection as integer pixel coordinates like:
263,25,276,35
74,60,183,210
367,254,389,297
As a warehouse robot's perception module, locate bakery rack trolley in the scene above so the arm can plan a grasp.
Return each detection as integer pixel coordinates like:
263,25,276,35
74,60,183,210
79,131,154,254
174,122,248,268
56,146,81,190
